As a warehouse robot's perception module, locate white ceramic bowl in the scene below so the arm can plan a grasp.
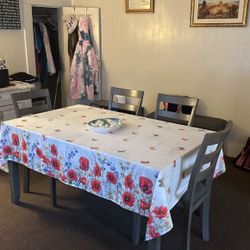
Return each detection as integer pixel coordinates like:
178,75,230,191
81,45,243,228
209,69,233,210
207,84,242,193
88,118,123,133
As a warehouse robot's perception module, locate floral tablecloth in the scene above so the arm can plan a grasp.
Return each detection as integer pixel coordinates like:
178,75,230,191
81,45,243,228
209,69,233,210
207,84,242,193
0,105,225,240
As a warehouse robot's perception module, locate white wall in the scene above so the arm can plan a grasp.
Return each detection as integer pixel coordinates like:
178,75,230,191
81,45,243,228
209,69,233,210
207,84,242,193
72,0,250,157
0,0,71,74
1,0,249,156
0,29,26,74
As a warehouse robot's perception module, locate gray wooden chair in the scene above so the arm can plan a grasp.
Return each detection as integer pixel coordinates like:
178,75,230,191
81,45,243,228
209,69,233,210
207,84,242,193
11,88,57,207
108,87,144,116
179,120,232,250
11,88,52,117
154,93,199,126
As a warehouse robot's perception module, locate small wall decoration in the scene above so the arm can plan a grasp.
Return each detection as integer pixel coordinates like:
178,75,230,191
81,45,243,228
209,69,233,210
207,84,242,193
190,0,249,27
0,0,21,29
125,0,154,13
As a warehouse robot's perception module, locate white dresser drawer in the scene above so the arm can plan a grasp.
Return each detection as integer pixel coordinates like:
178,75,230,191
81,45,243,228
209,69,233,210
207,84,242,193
3,109,16,120
0,98,13,106
0,88,32,101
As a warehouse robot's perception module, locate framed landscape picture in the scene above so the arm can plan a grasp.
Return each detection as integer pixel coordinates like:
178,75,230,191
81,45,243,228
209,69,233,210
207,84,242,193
190,0,249,27
125,0,154,13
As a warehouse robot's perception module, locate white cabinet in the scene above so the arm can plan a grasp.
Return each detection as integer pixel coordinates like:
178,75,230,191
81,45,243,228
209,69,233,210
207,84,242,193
0,81,35,121
0,81,35,172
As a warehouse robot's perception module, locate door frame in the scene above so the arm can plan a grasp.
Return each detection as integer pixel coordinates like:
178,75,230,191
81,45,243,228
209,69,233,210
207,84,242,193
23,3,61,76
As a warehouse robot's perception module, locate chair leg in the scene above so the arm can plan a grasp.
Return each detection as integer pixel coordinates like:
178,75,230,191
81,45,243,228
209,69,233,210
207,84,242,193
148,237,161,250
23,167,30,193
50,177,57,207
183,209,192,250
132,213,141,245
202,197,210,241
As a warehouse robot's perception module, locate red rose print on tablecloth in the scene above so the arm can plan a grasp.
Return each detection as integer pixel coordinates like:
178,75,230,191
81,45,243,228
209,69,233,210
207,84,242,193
94,163,102,177
59,174,67,182
106,171,117,184
79,157,89,171
3,145,12,156
153,206,168,219
140,199,151,210
80,177,87,185
124,174,134,190
42,155,50,165
215,171,223,178
147,212,153,225
122,192,135,207
91,179,102,193
139,177,153,194
22,140,27,151
11,134,19,146
47,172,55,178
36,147,43,158
67,169,78,182
22,153,28,164
13,151,20,158
51,158,60,170
149,226,161,238
51,144,58,156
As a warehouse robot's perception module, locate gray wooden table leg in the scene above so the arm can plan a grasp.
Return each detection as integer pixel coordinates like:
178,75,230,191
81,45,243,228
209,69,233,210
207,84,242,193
23,167,30,193
8,161,20,204
50,177,57,207
132,213,141,245
148,237,161,250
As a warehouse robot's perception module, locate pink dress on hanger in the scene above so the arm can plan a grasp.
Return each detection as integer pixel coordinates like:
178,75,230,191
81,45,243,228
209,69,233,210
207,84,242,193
70,16,100,101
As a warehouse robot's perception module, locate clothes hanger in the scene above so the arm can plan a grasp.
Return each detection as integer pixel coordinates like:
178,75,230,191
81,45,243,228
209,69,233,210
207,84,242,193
62,6,92,23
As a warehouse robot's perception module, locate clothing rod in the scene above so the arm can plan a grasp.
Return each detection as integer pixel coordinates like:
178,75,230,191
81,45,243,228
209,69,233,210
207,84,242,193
33,14,52,17
62,14,92,21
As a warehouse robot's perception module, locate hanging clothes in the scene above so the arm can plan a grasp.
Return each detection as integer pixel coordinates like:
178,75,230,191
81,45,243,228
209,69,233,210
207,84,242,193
32,9,62,109
34,24,42,78
65,16,79,65
70,15,100,101
33,22,48,86
40,22,56,75
46,20,61,73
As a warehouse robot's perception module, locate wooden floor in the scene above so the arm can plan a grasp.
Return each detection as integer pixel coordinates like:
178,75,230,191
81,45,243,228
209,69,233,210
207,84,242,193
0,157,249,250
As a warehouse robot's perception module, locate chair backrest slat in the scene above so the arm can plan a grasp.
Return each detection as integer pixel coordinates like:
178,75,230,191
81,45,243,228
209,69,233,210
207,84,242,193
18,104,51,117
111,102,138,113
11,89,52,118
155,93,199,126
108,87,144,116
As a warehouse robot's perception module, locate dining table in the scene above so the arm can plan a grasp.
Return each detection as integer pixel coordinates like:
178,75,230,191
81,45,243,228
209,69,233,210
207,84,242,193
0,104,226,249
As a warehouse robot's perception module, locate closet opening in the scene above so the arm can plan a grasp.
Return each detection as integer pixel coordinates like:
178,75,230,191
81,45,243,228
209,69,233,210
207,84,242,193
32,6,61,109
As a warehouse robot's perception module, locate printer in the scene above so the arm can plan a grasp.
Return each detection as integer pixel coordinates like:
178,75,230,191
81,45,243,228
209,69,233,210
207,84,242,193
0,58,9,88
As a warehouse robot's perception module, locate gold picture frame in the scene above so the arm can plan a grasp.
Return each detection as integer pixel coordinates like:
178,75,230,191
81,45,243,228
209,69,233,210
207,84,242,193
190,0,249,27
125,0,154,13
